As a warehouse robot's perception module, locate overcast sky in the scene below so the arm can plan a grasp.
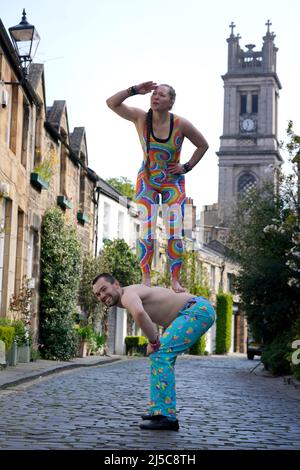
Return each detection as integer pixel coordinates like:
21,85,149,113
1,0,299,212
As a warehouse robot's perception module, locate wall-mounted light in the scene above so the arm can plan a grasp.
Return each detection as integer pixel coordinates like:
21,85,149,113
0,82,9,107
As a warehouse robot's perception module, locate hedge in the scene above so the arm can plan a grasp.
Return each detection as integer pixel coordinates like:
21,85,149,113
215,293,233,354
190,334,206,355
125,336,147,355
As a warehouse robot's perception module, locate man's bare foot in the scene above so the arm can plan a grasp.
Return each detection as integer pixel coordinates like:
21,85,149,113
171,279,185,293
142,273,151,287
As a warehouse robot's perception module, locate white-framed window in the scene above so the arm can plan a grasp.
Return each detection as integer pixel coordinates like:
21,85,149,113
27,229,34,280
27,228,39,282
103,202,111,241
117,211,124,239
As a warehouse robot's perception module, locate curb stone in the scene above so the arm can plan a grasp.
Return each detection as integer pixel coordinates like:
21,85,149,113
0,356,123,390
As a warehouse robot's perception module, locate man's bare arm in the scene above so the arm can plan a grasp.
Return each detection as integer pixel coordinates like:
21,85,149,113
121,291,158,342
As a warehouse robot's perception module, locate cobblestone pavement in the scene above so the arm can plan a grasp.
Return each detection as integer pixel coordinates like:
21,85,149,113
0,355,300,450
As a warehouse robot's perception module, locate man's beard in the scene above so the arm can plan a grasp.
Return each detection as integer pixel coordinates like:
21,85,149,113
105,292,119,307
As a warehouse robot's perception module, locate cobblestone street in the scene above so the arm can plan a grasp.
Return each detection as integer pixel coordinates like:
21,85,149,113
0,355,300,450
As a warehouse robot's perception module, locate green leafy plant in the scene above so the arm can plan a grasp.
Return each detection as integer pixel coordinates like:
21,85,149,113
33,147,58,183
125,335,147,355
0,326,15,351
40,207,82,360
9,276,33,345
75,325,94,341
78,255,106,328
30,346,41,362
93,332,106,350
262,333,293,376
11,320,27,346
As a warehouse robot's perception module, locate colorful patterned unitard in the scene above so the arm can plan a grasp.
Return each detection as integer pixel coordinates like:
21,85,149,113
149,296,216,419
135,113,185,279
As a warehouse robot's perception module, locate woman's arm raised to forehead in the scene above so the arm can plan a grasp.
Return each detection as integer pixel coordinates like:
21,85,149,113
106,81,157,124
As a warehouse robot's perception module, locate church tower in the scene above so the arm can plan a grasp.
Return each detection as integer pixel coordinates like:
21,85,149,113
217,21,283,226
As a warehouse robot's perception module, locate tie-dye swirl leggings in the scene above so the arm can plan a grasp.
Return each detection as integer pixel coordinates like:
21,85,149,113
135,169,185,279
149,296,216,419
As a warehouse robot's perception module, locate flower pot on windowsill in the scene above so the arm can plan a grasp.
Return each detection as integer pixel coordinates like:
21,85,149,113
77,211,90,225
30,172,49,191
57,195,73,210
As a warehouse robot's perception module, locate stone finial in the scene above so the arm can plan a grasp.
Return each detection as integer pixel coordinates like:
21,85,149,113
265,19,272,34
229,21,236,37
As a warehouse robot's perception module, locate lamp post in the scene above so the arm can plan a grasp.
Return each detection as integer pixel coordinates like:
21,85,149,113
8,9,40,77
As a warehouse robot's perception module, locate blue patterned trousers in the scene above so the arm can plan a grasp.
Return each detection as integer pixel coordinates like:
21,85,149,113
149,296,216,419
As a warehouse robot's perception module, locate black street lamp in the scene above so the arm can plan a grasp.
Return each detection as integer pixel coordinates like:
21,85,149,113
8,9,40,76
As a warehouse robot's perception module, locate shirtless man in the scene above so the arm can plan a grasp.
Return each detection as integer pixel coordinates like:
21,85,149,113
92,273,215,431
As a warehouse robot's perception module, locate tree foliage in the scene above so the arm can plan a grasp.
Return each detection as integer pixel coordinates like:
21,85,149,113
106,176,135,200
40,207,82,360
78,255,105,327
226,122,300,355
97,239,142,337
227,182,298,343
99,239,141,287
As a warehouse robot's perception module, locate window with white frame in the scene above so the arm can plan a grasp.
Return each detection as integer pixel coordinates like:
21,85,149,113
103,202,111,241
117,211,124,239
27,229,34,280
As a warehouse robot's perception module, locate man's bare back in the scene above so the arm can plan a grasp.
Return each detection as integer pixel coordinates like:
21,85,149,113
121,284,194,328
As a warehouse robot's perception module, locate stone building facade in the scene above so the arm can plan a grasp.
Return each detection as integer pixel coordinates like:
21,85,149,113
0,18,98,337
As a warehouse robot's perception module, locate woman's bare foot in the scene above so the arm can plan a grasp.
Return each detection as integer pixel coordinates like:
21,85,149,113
171,279,185,293
142,273,151,287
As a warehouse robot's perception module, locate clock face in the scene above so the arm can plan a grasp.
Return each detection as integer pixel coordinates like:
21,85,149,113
242,118,255,132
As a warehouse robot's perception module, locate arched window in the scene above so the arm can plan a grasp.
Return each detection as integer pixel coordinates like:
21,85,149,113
237,172,257,198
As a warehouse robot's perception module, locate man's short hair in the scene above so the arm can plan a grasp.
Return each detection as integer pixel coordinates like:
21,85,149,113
92,272,116,286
